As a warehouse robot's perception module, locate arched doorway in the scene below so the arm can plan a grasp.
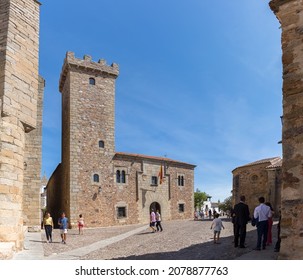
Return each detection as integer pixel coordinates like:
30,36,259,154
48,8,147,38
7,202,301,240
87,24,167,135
150,202,161,213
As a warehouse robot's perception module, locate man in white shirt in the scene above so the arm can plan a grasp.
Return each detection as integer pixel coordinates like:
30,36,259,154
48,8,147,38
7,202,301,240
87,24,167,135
253,196,272,250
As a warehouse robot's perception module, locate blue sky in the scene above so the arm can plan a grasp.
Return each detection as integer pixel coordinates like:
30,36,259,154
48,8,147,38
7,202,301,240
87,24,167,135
39,0,282,202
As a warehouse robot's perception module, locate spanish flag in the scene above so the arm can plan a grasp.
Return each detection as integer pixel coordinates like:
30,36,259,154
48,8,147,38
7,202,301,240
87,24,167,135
158,164,164,185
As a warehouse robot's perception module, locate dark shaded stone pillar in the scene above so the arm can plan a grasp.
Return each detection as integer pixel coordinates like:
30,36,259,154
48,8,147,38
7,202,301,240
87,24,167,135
270,0,303,259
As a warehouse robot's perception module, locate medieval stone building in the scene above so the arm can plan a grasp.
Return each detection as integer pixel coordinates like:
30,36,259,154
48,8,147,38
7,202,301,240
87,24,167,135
2,0,303,261
46,52,196,228
0,0,43,259
232,157,282,217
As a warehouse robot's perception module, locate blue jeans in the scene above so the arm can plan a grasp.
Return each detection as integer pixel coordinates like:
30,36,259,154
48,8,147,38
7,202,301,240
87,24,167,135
256,220,268,249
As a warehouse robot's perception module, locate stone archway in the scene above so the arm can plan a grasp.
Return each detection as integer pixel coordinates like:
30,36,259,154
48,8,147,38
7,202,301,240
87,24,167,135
150,202,161,214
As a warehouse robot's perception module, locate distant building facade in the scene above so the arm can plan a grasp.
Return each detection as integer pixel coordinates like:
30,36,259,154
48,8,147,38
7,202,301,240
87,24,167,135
46,52,196,228
232,157,282,217
201,197,220,218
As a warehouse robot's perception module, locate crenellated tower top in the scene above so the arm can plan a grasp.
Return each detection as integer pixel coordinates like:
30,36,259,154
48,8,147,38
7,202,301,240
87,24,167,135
59,51,119,92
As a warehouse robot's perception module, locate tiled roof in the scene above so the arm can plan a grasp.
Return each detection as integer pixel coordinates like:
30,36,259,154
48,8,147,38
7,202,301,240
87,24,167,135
233,156,282,172
266,157,282,169
114,152,196,168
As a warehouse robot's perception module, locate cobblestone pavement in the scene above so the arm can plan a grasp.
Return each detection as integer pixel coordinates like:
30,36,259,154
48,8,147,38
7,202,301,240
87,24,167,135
41,218,278,260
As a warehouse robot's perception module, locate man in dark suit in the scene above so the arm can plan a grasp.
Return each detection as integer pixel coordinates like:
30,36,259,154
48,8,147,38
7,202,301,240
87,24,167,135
233,195,250,248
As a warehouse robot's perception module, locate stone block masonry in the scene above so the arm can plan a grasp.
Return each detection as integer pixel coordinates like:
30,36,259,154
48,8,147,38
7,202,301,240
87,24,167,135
270,0,303,259
1,0,41,130
0,0,41,259
23,76,44,231
232,157,282,218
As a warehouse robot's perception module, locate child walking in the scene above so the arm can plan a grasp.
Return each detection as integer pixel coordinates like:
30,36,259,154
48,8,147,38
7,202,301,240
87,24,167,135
210,213,224,244
78,214,84,235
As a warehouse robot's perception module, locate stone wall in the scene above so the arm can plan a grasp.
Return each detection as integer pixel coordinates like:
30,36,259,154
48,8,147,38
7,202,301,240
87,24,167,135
270,0,303,259
0,1,10,93
168,163,195,221
0,115,25,257
113,153,195,226
136,160,171,224
0,0,41,259
23,76,44,231
0,0,40,130
232,157,282,217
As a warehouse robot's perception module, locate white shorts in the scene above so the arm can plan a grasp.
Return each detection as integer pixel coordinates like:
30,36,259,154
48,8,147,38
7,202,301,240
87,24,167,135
60,229,67,234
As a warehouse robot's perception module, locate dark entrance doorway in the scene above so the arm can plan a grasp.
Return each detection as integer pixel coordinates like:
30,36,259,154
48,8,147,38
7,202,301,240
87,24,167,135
150,202,161,213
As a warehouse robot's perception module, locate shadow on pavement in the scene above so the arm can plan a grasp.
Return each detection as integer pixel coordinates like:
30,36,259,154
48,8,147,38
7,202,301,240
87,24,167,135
112,224,278,260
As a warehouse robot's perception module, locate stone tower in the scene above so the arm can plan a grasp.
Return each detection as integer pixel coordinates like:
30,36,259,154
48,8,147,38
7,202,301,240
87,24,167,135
0,0,42,258
270,0,303,259
58,52,119,226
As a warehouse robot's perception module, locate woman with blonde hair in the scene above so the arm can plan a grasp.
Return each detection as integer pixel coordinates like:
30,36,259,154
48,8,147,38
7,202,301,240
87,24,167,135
43,212,54,243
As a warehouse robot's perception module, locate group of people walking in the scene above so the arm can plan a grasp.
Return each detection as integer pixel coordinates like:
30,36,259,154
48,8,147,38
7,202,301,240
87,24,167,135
232,195,275,251
42,212,84,244
149,209,163,232
43,200,275,252
207,195,277,249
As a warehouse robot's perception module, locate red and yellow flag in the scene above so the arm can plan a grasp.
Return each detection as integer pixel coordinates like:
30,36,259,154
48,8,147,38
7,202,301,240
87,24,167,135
158,164,164,185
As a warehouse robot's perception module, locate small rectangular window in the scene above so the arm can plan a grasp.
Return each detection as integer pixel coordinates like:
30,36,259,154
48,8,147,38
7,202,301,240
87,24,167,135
117,207,126,218
178,203,185,213
151,176,158,186
93,174,99,183
99,140,104,148
89,77,96,85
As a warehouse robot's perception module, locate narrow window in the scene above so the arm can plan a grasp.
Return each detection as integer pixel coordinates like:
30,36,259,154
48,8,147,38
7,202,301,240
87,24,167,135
116,170,121,183
178,203,185,213
151,176,158,186
99,140,104,148
93,174,99,183
178,175,184,186
117,207,127,218
89,77,95,85
121,170,126,183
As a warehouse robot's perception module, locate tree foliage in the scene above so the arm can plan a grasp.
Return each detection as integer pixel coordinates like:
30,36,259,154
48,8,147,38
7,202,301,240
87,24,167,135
218,196,232,212
194,189,208,208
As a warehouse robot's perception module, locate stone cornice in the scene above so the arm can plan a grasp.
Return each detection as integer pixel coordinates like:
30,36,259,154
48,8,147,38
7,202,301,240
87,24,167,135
114,152,196,169
34,0,42,6
269,0,294,14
